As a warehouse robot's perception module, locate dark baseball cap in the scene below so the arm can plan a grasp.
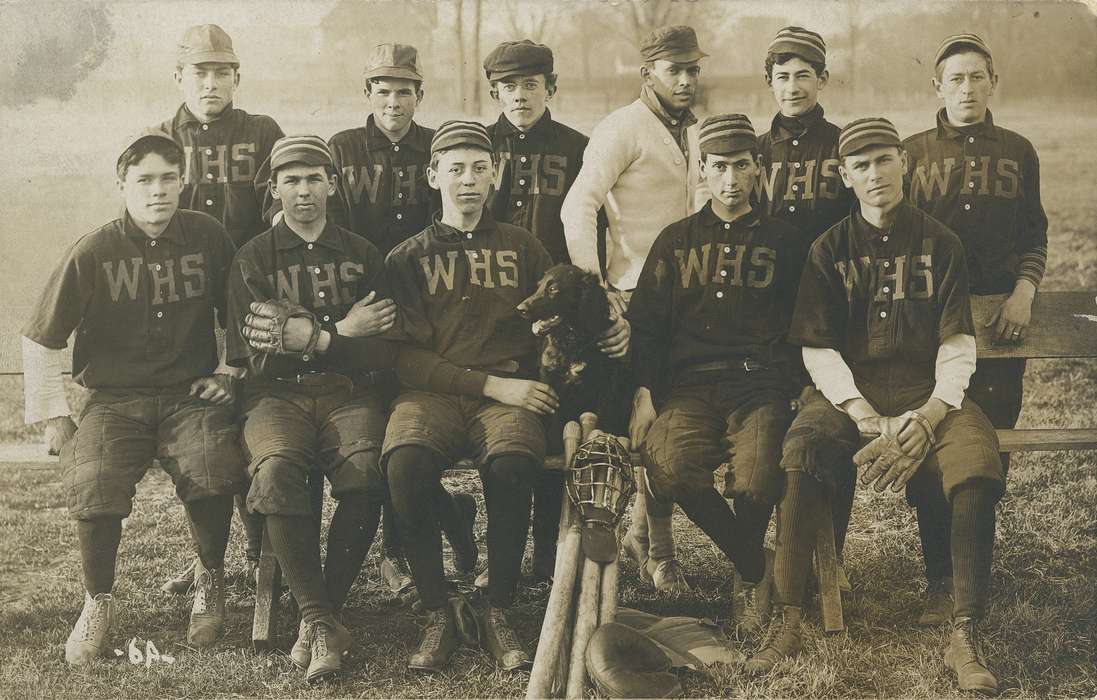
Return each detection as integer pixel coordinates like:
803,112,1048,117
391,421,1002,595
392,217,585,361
640,25,708,63
431,120,492,156
269,135,334,171
699,114,756,156
363,43,423,82
177,24,239,66
838,117,902,158
118,128,182,164
483,40,554,82
768,26,826,65
934,33,992,67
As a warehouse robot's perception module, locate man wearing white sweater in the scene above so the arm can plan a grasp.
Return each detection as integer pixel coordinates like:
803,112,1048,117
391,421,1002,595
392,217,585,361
561,24,708,592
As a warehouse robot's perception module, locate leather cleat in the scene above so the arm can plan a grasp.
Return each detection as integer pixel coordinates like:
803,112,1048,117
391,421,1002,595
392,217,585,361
918,576,954,627
650,558,690,594
65,592,114,666
731,572,772,641
160,559,196,595
450,492,479,574
944,616,998,695
744,605,803,675
380,555,414,594
480,606,531,671
187,562,225,648
290,618,311,669
305,615,353,682
621,530,650,579
408,605,461,673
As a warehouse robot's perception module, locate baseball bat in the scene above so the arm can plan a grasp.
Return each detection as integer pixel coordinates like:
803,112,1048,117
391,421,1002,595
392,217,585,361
565,557,602,699
527,518,582,699
563,420,581,471
599,556,620,626
579,412,597,441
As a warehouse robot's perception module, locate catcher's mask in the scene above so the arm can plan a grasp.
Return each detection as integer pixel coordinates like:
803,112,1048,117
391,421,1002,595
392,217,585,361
567,433,635,562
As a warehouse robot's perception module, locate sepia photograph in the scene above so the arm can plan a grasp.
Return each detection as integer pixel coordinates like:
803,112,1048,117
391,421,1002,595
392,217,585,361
0,0,1094,697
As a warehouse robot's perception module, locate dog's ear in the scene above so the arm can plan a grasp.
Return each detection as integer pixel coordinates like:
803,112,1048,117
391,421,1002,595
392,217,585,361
577,270,613,337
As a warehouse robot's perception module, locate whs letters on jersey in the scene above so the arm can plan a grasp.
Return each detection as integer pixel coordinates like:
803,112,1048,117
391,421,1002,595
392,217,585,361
418,250,521,295
102,255,209,304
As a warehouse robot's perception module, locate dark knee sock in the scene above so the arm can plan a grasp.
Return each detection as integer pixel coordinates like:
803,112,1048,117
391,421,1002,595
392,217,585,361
381,497,402,557
951,482,996,619
387,446,448,610
435,485,464,549
184,496,233,569
532,470,565,555
265,514,331,623
675,488,767,583
916,489,954,582
324,490,383,610
773,472,827,607
831,469,856,559
77,517,122,595
235,492,264,560
733,496,773,582
482,454,537,608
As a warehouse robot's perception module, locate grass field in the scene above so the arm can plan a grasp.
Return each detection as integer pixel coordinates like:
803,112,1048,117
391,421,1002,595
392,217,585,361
1,112,1095,698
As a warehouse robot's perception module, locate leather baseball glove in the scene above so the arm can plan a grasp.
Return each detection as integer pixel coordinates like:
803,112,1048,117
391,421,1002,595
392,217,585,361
242,299,323,357
853,412,936,493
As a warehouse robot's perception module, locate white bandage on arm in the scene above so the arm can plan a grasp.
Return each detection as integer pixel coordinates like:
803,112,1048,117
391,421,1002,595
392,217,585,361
930,333,977,410
21,335,70,425
803,346,864,409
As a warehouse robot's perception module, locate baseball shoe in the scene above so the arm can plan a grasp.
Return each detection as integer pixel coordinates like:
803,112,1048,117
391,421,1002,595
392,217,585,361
160,559,196,595
731,573,772,641
380,555,414,594
290,618,311,669
450,492,479,574
187,561,225,648
305,615,353,683
744,605,803,675
480,606,531,671
918,576,954,627
65,592,114,666
621,530,649,573
944,616,998,695
650,558,690,593
408,606,461,673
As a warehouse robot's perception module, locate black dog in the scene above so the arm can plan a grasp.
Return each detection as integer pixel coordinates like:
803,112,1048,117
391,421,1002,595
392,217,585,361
517,264,632,442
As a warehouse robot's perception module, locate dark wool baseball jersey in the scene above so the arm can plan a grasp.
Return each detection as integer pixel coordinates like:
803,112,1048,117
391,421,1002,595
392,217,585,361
225,219,398,377
486,109,590,264
904,109,1048,295
385,211,553,397
629,203,810,392
23,210,235,389
789,201,975,406
159,104,284,248
756,105,854,241
327,116,441,257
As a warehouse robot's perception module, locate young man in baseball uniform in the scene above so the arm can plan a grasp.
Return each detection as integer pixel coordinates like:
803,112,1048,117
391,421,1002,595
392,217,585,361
903,33,1048,626
629,115,809,638
383,121,554,673
746,119,1005,695
21,130,246,665
226,135,399,682
561,24,710,593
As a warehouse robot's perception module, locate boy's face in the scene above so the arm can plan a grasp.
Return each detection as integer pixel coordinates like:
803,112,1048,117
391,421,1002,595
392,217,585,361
118,152,183,230
934,51,997,125
429,147,495,216
642,59,701,113
494,73,554,130
270,164,337,225
768,56,827,117
175,62,239,121
839,146,908,210
702,151,758,210
367,78,422,135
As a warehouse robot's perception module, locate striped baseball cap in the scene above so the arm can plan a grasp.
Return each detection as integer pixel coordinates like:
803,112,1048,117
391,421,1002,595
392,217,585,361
699,114,756,156
838,118,902,158
269,135,333,171
934,33,992,66
768,26,826,65
430,120,492,155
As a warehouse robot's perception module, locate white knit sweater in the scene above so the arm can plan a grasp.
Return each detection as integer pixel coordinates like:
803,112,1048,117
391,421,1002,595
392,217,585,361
561,98,705,291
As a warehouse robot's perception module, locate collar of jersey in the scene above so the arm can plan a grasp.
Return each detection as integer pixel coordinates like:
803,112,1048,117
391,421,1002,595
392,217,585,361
177,103,236,128
493,108,554,142
699,200,761,230
639,84,698,132
365,114,429,153
272,218,344,251
769,103,826,143
851,199,913,240
935,108,999,141
431,208,497,243
121,208,187,244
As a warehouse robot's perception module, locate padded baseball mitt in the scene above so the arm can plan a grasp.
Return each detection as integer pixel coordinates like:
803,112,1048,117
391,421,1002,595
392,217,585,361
585,622,682,698
853,412,935,493
242,299,323,357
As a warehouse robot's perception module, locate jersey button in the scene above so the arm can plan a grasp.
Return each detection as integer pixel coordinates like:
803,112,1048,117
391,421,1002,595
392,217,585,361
663,137,671,145
155,264,162,271
318,291,326,298
519,133,526,139
520,156,528,163
466,232,473,239
519,178,526,186
516,200,523,207
882,235,889,242
964,204,972,211
314,267,321,274
201,124,209,131
879,311,887,318
883,261,890,268
670,119,678,126
792,184,799,192
883,286,890,293
724,246,731,253
720,270,728,277
724,223,730,230
393,145,400,151
674,158,682,165
968,136,975,143
205,149,213,156
323,315,330,322
205,199,214,206
397,170,404,177
396,213,403,220
716,291,724,298
307,243,314,250
794,162,802,169
788,205,796,212
205,173,214,179
398,192,404,198
792,139,799,146
968,181,975,189
149,240,157,247
970,160,977,167
156,311,164,318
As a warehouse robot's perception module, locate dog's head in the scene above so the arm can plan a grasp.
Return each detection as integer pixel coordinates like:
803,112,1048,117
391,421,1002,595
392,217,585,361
518,264,611,337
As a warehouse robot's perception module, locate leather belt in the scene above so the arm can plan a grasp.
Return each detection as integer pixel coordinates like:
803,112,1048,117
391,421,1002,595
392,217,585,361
272,370,385,388
687,358,768,373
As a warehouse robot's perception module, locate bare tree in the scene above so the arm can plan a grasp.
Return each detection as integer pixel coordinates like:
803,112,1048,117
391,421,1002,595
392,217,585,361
501,0,555,43
623,0,697,46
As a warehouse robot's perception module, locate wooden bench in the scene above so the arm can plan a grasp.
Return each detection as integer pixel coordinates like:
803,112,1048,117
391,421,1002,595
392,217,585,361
815,290,1097,632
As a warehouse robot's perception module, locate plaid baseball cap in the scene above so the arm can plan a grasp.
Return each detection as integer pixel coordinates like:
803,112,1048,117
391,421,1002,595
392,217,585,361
934,32,992,66
699,114,756,156
363,43,423,82
640,25,708,63
483,40,554,82
431,120,492,156
768,26,826,64
269,135,333,171
838,118,902,158
177,24,239,66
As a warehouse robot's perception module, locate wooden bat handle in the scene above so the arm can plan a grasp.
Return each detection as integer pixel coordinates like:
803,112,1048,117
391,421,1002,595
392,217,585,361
527,522,583,699
599,556,620,625
563,421,581,469
579,412,597,441
565,557,602,699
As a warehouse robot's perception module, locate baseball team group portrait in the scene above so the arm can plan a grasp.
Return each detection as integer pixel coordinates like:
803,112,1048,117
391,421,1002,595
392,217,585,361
0,0,1094,698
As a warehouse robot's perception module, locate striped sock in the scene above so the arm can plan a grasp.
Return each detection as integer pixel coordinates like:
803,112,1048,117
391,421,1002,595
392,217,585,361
951,482,996,619
773,472,823,607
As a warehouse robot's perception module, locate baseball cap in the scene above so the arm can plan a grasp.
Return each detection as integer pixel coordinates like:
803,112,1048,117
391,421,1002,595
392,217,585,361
768,26,826,65
430,120,492,156
269,135,334,171
116,128,183,175
838,118,902,158
363,43,423,82
640,25,708,63
699,114,756,156
177,24,239,66
934,33,992,67
483,40,554,82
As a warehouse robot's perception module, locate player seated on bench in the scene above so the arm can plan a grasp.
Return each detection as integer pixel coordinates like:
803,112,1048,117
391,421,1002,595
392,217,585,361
21,130,247,666
226,135,399,682
745,118,1005,696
